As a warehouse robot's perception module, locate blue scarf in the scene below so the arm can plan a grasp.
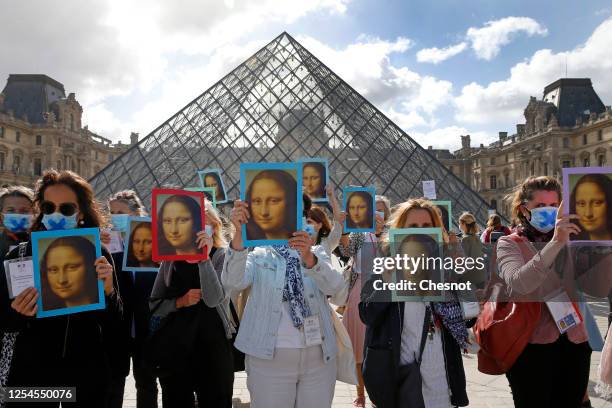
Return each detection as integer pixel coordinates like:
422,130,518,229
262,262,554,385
431,301,469,349
273,245,312,328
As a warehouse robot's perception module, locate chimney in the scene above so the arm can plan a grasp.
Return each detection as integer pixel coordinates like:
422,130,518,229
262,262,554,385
428,146,432,150
461,135,471,149
130,132,139,145
499,131,508,141
480,143,484,148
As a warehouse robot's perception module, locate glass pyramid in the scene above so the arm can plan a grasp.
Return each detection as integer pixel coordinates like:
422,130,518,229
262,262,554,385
90,32,492,228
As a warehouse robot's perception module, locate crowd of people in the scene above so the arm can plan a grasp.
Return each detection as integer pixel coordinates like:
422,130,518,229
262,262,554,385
0,169,611,408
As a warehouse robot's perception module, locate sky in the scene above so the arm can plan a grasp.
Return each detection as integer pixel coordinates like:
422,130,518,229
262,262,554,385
2,0,611,150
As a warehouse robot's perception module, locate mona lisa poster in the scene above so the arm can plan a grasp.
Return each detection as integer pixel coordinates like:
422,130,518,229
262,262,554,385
563,166,612,245
240,162,304,247
151,189,207,261
32,228,105,318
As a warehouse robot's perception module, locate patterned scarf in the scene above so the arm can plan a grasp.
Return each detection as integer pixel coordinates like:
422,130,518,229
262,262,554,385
431,301,469,349
273,245,312,328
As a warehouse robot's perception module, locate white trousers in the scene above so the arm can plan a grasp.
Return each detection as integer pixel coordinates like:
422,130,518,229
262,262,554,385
246,346,337,408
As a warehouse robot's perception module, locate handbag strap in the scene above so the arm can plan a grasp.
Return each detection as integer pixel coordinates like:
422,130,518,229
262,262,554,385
417,305,432,364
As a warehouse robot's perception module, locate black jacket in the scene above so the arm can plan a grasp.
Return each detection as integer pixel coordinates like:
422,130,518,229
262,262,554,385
0,241,123,405
359,277,469,408
109,251,157,378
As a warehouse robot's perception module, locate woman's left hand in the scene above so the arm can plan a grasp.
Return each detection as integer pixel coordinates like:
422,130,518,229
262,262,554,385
289,231,316,268
95,256,114,296
196,230,214,257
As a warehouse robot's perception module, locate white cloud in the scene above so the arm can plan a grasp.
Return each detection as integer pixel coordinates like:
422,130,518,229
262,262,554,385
466,16,548,60
416,42,467,64
0,0,350,140
409,126,493,150
455,17,612,125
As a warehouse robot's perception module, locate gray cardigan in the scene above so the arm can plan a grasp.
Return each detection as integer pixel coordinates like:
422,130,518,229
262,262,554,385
149,247,236,339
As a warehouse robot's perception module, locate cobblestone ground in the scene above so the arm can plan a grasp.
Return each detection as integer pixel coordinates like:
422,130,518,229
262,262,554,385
122,301,612,407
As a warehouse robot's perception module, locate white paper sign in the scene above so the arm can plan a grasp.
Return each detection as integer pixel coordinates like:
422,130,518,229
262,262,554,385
4,258,34,299
108,230,124,254
545,290,582,334
422,180,436,199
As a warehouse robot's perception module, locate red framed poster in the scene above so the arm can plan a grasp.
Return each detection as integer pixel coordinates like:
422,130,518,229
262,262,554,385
151,188,207,262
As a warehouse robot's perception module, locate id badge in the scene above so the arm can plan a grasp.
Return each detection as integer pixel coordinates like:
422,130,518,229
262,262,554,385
4,257,34,299
545,290,583,334
303,315,323,346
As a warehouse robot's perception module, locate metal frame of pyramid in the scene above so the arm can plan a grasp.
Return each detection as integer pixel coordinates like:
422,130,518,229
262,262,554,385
90,32,494,228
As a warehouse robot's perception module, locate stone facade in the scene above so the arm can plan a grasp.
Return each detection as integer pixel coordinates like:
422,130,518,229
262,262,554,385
429,78,612,219
0,74,134,187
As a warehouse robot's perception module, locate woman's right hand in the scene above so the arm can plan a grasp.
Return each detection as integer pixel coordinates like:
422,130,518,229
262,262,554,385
176,289,202,309
11,287,39,316
552,201,581,244
230,200,250,251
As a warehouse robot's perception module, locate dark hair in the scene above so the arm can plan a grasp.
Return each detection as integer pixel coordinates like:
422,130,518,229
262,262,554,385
346,191,374,229
486,214,502,230
127,222,159,267
40,236,99,311
435,204,450,231
0,185,34,210
569,173,612,240
156,195,202,255
510,176,561,227
303,162,326,198
203,172,226,201
308,206,332,244
245,170,297,240
108,190,146,215
32,170,107,231
399,234,440,258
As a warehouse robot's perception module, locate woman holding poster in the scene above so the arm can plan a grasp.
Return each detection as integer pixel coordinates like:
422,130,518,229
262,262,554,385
106,190,159,408
149,200,235,407
0,170,120,408
222,196,344,408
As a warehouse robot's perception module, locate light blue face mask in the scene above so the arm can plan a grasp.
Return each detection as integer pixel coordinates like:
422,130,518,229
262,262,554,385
42,212,78,230
111,214,130,232
2,213,33,232
528,206,558,233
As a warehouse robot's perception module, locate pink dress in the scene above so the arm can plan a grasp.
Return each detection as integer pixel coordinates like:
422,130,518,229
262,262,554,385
343,273,366,363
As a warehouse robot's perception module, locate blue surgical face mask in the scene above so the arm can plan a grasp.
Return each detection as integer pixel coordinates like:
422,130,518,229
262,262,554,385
2,213,33,232
111,214,130,232
528,206,558,233
42,212,78,230
205,224,213,236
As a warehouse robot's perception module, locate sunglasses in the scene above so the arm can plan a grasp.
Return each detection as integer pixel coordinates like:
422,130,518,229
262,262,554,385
40,201,78,216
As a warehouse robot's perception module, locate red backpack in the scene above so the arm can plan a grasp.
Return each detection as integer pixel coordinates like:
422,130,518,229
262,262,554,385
474,234,542,374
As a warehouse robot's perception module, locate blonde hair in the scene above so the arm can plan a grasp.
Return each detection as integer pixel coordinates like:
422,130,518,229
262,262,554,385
458,212,479,235
205,201,230,248
382,198,447,249
375,195,391,221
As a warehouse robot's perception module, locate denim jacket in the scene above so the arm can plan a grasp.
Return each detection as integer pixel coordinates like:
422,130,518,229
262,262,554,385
222,245,344,362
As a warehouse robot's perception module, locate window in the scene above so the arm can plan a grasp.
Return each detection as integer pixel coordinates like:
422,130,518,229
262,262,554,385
70,113,74,131
0,152,4,170
490,175,497,190
449,165,454,173
490,157,495,165
505,154,509,163
563,138,569,148
598,130,603,141
58,137,62,147
562,160,571,168
0,127,4,138
583,134,587,145
504,172,510,187
16,131,20,143
544,162,548,175
598,154,606,167
530,162,535,175
491,199,498,210
13,155,21,171
35,135,42,145
583,157,590,167
108,154,113,161
34,158,42,176
95,151,99,160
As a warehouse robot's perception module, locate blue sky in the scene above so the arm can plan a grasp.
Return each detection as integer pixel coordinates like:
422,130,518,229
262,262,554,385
2,0,611,150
